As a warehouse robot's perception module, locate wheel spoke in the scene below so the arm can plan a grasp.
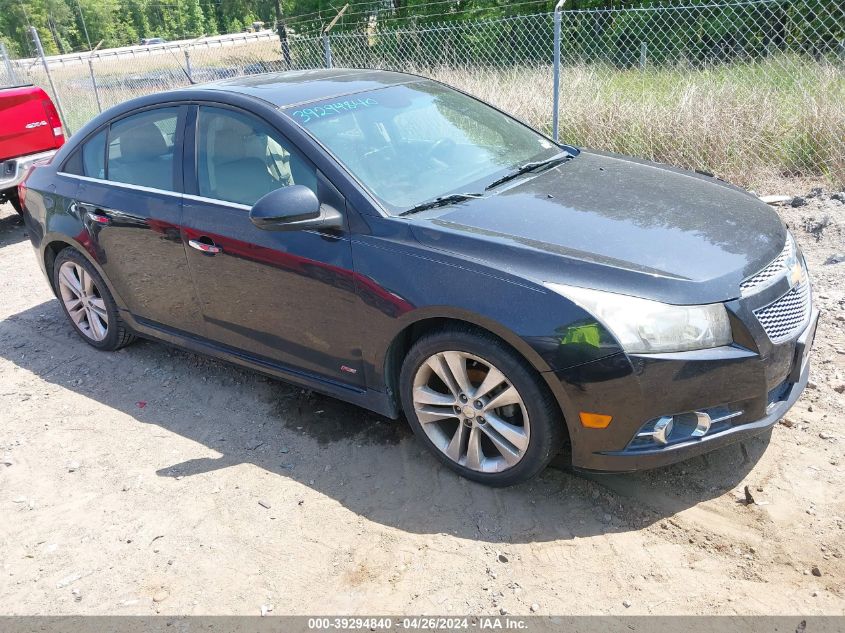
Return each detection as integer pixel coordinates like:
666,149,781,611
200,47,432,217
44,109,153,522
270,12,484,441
59,267,82,296
425,354,461,397
443,351,472,396
483,385,522,412
482,412,529,452
413,385,456,407
67,303,86,325
88,297,108,320
465,426,483,470
88,307,107,340
63,296,83,312
79,266,94,295
444,422,468,462
479,423,522,466
416,405,457,425
473,366,506,400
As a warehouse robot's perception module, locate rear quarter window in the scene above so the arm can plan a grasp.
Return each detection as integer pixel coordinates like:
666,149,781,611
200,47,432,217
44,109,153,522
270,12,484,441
62,128,106,178
82,129,107,179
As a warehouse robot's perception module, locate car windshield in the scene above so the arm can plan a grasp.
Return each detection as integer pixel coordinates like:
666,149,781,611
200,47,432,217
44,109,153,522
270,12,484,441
284,81,563,214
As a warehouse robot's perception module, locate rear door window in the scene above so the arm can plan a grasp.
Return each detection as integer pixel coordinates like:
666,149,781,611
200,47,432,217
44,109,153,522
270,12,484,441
107,108,180,191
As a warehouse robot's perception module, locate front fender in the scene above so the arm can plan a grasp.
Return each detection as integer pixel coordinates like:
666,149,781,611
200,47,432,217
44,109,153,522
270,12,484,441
352,228,623,392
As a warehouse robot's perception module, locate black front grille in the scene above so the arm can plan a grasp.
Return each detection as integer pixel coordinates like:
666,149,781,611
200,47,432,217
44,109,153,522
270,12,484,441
740,240,791,295
753,278,811,343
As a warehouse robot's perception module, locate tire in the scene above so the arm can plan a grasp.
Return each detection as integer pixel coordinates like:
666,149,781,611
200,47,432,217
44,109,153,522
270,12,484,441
52,248,136,351
4,190,22,215
399,325,564,486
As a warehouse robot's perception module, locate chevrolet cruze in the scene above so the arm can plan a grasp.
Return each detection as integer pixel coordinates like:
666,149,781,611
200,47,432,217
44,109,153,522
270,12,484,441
20,69,818,486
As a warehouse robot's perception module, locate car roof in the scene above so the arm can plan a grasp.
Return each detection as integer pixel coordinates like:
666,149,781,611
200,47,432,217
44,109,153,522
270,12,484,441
194,68,423,108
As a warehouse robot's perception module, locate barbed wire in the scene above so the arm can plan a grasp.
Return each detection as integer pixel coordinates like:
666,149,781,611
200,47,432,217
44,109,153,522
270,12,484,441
284,0,555,34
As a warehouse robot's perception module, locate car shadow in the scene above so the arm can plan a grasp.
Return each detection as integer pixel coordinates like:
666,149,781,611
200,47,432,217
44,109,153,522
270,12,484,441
0,206,26,247
1,299,773,544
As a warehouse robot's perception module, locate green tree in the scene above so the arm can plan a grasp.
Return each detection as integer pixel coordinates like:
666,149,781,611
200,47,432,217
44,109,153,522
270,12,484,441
184,0,205,37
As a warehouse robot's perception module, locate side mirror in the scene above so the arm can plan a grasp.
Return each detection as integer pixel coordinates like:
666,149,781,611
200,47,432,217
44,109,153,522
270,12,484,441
249,185,342,232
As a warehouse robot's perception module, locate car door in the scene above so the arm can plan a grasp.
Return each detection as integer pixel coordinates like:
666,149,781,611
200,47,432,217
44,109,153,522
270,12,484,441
180,104,364,386
66,105,203,333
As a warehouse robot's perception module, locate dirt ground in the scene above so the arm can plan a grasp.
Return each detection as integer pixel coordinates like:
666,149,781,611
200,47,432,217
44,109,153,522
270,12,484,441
0,188,843,616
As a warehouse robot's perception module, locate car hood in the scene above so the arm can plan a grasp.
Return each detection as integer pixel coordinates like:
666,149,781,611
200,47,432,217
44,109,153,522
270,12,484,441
410,150,786,305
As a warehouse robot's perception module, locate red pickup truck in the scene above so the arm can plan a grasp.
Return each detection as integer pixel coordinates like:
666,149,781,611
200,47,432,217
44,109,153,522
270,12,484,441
1,85,65,213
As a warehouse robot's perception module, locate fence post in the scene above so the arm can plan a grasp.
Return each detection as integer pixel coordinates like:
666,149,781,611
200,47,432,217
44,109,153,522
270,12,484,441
1,41,18,85
322,34,333,69
552,0,568,142
273,0,293,69
184,49,193,82
88,57,102,113
30,26,70,135
639,41,647,69
322,4,349,70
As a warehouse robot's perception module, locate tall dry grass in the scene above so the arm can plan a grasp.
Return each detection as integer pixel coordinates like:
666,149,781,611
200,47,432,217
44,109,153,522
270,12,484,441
431,56,845,191
19,48,845,192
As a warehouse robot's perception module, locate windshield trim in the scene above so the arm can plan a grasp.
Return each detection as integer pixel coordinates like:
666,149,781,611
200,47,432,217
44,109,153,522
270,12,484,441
281,79,569,218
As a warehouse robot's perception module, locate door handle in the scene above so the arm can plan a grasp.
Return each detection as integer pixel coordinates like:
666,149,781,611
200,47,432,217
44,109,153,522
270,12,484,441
86,209,111,225
188,238,223,254
72,201,111,225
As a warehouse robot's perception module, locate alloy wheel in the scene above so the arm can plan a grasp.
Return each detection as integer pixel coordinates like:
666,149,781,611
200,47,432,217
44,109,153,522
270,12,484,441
57,261,109,342
412,351,530,473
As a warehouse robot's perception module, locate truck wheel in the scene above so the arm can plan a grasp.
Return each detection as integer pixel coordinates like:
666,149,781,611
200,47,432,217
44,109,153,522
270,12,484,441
5,191,22,215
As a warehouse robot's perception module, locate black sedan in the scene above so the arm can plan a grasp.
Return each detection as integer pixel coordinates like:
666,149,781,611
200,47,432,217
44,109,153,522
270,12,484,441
19,69,818,486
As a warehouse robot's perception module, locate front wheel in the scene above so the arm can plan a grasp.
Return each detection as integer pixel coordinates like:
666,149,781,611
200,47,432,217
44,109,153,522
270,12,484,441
399,327,564,486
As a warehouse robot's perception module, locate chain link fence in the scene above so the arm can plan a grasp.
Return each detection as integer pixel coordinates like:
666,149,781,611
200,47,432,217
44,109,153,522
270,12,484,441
2,0,843,189
323,0,845,188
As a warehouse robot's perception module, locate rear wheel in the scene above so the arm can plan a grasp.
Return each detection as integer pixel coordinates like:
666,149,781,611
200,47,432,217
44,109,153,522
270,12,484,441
399,326,564,486
53,248,135,351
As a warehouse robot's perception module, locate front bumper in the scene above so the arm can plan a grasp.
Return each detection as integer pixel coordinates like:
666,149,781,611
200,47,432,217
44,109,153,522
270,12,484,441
552,307,819,473
0,150,56,192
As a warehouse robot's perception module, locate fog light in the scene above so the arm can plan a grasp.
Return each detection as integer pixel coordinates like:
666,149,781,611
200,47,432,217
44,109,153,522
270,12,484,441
691,412,712,437
630,407,742,451
652,416,674,445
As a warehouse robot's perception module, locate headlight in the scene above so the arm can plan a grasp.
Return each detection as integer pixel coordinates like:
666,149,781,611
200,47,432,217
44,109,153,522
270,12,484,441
544,282,732,353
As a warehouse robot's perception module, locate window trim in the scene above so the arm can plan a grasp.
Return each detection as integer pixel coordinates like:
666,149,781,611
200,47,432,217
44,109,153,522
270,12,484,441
182,192,251,210
58,175,256,213
57,172,184,198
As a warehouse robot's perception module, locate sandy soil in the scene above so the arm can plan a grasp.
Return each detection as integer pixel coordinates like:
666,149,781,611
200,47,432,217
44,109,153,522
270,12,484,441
0,190,843,616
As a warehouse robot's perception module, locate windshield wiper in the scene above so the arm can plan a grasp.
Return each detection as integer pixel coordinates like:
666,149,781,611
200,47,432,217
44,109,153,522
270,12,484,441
399,192,484,217
484,153,572,191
